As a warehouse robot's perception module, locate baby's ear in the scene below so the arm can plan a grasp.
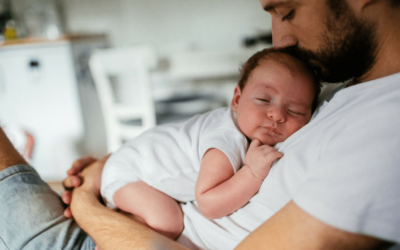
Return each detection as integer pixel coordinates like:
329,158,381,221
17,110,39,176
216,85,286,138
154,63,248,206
231,86,242,111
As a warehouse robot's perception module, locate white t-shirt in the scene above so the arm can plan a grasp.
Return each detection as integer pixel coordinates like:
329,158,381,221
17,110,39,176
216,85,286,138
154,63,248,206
179,73,400,249
101,107,248,208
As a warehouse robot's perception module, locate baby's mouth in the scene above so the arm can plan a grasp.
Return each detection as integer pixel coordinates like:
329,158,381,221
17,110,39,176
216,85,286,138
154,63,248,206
263,126,282,136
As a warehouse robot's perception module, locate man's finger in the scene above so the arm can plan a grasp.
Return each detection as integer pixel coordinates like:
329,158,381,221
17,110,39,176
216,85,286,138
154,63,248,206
62,175,81,190
67,155,97,176
61,190,72,204
63,207,72,218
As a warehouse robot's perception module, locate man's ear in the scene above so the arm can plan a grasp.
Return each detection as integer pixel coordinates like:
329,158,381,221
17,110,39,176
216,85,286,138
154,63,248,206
231,86,242,111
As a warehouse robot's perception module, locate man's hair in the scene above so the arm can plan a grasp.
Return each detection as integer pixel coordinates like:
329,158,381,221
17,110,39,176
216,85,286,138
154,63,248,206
392,0,400,6
327,0,400,11
238,47,321,113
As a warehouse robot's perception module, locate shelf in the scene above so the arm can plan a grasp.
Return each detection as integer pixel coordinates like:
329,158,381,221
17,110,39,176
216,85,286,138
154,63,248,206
0,34,107,48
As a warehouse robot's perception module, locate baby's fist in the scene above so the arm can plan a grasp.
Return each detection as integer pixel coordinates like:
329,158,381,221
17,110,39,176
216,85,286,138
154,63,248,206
244,139,283,180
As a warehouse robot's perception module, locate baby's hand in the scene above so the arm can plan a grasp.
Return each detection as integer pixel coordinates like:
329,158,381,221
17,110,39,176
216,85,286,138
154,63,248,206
244,139,283,180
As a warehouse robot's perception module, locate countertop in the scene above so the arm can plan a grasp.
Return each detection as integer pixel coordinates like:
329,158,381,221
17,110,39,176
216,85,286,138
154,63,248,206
0,34,107,48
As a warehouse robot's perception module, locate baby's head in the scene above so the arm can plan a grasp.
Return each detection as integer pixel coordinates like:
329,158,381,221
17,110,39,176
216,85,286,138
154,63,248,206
231,48,320,146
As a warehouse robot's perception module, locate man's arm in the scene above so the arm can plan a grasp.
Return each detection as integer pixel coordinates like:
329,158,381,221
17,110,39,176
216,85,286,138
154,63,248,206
235,201,393,250
70,158,189,250
0,128,27,170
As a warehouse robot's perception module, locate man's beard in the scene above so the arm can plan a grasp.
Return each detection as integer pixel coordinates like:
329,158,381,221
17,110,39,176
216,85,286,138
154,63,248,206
287,1,378,83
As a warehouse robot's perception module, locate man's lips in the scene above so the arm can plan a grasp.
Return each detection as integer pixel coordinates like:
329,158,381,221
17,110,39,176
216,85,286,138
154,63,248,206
263,126,282,136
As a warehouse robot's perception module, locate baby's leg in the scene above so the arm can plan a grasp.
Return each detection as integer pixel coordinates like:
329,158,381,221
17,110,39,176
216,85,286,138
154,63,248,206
113,181,184,239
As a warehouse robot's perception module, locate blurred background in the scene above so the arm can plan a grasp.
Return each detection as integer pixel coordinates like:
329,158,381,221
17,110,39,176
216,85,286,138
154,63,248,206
0,0,272,181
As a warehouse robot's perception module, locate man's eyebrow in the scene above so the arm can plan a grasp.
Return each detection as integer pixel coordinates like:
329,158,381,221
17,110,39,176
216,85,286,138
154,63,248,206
264,4,279,11
263,1,298,12
263,2,285,11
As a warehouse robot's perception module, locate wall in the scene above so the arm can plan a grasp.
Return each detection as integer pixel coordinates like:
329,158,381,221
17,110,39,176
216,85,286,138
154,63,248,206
62,0,271,55
60,0,273,163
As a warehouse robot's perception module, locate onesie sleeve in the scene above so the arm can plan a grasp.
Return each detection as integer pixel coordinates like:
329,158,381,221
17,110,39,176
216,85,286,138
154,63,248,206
100,141,143,209
198,126,248,173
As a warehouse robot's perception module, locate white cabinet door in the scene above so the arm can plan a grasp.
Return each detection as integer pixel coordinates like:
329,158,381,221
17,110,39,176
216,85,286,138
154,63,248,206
0,42,84,181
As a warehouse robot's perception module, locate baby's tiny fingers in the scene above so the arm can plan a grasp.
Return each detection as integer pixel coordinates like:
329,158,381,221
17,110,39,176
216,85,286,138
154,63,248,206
249,139,262,150
266,151,284,162
261,145,275,155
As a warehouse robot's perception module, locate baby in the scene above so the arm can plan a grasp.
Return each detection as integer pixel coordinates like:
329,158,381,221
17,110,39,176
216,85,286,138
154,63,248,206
100,48,320,240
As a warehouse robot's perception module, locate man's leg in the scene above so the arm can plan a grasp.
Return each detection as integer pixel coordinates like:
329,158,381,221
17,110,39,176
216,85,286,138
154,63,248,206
0,128,95,250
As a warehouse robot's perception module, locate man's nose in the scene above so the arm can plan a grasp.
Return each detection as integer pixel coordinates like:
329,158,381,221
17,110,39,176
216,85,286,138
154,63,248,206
267,106,285,123
272,21,298,48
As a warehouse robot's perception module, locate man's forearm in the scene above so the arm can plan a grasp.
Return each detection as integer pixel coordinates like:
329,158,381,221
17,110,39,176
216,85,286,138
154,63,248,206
71,187,189,250
0,128,27,171
235,201,390,250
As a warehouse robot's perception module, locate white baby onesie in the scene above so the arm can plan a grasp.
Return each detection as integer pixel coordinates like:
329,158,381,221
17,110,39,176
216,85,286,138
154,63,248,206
101,107,249,208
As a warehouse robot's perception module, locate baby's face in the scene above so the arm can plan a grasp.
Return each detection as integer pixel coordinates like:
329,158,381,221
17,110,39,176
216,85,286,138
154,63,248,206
231,58,315,146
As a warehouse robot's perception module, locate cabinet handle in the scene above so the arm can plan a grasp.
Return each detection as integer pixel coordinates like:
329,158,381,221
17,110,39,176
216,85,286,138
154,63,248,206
29,60,40,69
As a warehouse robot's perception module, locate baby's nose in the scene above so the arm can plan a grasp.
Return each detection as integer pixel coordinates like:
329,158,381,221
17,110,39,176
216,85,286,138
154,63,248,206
267,106,285,123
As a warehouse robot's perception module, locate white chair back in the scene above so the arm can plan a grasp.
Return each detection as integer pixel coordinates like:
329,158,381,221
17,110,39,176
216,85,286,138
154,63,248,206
89,46,157,152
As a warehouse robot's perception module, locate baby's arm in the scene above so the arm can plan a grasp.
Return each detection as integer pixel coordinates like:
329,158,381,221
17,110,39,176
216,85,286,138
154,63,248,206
195,139,283,219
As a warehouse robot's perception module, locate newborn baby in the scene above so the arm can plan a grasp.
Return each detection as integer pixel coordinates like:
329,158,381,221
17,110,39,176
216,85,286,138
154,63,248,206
100,47,320,240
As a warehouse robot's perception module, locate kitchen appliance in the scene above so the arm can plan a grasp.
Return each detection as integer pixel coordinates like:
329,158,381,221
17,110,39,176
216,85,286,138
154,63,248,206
0,35,108,181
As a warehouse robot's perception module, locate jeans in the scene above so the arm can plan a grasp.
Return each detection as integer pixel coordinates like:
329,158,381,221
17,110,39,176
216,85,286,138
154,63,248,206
0,164,95,250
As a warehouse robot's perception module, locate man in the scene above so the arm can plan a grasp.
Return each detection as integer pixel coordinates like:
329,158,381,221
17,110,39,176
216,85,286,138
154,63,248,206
57,0,400,248
1,0,399,249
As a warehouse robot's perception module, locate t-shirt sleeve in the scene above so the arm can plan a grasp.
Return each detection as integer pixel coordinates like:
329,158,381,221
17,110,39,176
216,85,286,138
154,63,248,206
198,127,248,173
293,120,400,243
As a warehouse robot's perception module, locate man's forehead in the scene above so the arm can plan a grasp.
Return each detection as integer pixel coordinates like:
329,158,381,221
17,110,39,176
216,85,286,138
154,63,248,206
260,0,299,11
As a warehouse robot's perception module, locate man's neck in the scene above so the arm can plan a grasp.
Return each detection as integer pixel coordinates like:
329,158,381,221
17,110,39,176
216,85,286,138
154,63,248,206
356,10,400,84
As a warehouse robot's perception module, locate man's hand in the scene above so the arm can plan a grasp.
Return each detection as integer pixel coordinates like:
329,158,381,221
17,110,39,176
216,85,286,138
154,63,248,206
61,155,100,218
69,156,109,220
244,139,283,180
73,156,107,197
66,156,190,250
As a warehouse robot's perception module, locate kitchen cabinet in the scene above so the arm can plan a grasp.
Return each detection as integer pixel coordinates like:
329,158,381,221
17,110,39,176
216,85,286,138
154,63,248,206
0,36,107,181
